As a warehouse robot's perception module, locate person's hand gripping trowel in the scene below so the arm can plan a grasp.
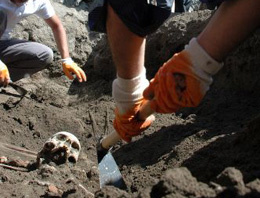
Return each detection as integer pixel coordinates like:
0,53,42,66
95,69,154,189
97,69,155,161
0,60,27,96
97,100,155,161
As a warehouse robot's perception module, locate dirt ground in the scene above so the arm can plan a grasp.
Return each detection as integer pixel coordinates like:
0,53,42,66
1,5,260,198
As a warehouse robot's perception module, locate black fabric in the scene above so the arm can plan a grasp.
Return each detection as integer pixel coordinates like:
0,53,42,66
0,10,7,38
88,0,107,33
200,0,228,3
200,0,228,10
175,0,193,12
88,0,173,37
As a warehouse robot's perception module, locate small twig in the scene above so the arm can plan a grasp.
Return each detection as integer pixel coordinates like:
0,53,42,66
78,184,94,197
0,163,29,172
88,111,99,142
0,142,37,158
104,106,109,135
27,179,51,186
4,143,37,155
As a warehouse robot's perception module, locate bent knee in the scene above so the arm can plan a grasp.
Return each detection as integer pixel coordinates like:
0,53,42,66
37,46,53,67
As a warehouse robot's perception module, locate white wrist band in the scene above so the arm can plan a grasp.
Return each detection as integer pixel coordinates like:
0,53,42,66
112,68,149,114
61,57,73,64
185,38,223,75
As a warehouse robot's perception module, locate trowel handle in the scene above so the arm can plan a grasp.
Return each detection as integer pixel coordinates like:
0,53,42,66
101,100,154,150
138,100,155,121
100,131,121,150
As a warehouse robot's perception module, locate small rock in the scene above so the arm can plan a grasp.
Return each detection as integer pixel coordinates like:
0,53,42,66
246,179,260,193
38,164,57,178
48,184,59,194
33,131,41,138
215,167,245,187
87,166,98,179
0,156,8,163
28,117,36,130
12,128,22,135
0,174,8,183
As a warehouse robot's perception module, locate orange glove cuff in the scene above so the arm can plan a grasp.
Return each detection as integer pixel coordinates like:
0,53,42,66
113,99,154,142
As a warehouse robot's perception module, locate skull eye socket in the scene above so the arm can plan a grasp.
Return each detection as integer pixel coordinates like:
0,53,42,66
56,134,67,141
45,142,55,150
71,142,80,150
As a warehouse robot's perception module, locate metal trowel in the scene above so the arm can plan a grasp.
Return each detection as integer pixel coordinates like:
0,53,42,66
88,111,126,189
98,149,126,188
9,82,27,97
97,130,127,189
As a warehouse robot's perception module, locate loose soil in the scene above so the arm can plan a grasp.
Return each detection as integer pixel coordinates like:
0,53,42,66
0,4,260,198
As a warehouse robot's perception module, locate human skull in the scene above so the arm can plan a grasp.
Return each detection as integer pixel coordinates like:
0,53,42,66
37,131,81,164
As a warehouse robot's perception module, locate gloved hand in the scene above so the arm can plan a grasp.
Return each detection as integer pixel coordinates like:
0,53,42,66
0,60,10,87
143,38,223,113
112,70,155,142
62,57,87,82
113,98,155,143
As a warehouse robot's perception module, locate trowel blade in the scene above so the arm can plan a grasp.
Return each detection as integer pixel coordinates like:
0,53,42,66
9,82,27,96
98,151,126,189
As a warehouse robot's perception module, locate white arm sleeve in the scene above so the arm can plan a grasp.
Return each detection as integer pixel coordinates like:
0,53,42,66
35,0,55,19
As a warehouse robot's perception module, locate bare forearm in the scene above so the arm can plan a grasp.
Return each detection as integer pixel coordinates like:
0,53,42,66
45,15,70,59
52,25,70,59
198,0,260,62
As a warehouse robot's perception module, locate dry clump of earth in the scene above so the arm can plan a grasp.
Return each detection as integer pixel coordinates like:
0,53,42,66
0,1,260,197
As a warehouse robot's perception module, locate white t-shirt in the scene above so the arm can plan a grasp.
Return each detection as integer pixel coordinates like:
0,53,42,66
0,0,55,39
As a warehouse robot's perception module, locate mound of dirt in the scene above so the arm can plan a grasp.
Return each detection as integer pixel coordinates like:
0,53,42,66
0,1,260,198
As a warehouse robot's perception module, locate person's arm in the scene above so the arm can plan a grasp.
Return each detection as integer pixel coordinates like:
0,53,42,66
198,0,260,62
44,15,86,82
106,5,154,142
144,0,260,114
45,14,69,59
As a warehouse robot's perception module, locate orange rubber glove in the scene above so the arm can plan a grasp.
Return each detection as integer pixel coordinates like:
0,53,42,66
112,70,155,142
113,98,155,142
0,60,10,87
62,58,87,82
143,38,223,113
